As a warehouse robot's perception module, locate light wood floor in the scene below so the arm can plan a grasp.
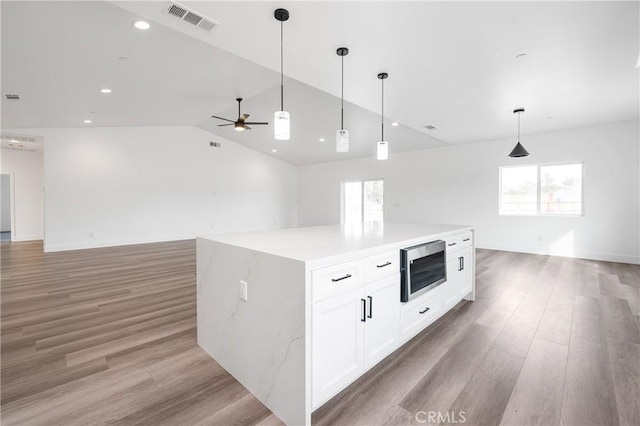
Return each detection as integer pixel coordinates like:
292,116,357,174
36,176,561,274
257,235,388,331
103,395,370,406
1,241,639,425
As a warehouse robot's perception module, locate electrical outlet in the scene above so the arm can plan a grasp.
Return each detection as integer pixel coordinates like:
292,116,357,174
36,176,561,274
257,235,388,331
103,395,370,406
240,280,248,301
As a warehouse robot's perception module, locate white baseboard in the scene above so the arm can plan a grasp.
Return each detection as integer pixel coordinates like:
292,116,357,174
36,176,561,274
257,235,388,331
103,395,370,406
12,235,43,242
476,242,640,265
43,234,197,253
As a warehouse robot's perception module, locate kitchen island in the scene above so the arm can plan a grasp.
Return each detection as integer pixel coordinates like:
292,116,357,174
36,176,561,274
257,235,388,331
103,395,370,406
197,222,475,425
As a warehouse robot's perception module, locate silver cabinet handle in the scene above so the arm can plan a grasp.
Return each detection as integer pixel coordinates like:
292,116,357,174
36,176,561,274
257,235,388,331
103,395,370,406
376,261,392,268
331,274,352,282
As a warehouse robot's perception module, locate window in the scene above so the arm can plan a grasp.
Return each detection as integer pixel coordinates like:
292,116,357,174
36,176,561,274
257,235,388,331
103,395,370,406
500,163,582,216
342,180,384,224
500,166,538,215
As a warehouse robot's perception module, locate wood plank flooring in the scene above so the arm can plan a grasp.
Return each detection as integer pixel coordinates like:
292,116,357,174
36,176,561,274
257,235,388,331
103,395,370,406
2,240,639,426
1,240,279,426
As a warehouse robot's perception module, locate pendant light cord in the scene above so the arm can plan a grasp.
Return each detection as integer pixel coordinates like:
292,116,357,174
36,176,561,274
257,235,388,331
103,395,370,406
340,55,344,130
517,111,520,142
280,21,284,112
381,77,385,141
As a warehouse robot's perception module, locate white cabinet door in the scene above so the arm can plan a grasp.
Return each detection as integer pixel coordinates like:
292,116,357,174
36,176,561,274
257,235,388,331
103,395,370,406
363,275,399,369
458,247,473,299
443,256,461,309
312,287,365,408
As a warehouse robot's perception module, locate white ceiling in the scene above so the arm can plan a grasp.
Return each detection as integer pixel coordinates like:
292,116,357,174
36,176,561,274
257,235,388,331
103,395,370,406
0,1,279,128
2,1,638,165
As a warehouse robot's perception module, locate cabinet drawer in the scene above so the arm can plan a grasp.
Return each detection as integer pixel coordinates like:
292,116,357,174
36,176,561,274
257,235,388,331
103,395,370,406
445,232,473,253
364,250,399,283
458,232,473,250
312,260,364,303
400,289,442,342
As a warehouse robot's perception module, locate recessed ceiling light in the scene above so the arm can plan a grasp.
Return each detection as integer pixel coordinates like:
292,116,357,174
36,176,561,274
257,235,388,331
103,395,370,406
319,138,325,142
10,139,18,143
272,149,278,153
100,88,112,94
133,20,150,30
391,122,399,127
83,119,93,124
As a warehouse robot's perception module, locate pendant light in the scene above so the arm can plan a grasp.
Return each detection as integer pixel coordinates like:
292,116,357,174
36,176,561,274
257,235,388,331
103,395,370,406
508,108,530,158
274,8,290,140
336,47,350,152
377,72,389,160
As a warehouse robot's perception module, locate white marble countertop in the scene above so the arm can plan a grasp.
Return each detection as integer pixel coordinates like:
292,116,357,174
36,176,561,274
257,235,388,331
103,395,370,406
199,222,473,265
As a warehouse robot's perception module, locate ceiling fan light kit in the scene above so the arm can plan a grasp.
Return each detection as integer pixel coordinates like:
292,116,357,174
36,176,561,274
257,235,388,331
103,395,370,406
274,8,290,141
211,98,268,132
336,47,350,153
508,108,530,158
377,72,389,160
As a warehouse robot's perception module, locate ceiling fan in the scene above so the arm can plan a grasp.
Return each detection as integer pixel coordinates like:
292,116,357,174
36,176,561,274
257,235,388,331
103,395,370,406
211,98,268,132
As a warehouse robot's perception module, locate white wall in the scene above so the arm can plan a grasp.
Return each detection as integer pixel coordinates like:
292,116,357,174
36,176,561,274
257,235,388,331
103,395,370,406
0,148,44,241
8,126,297,252
298,120,640,264
1,174,12,232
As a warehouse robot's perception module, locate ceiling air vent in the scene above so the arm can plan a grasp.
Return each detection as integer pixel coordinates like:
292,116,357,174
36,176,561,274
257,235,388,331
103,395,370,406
0,133,38,143
4,94,20,100
163,1,218,32
0,133,41,151
167,4,187,18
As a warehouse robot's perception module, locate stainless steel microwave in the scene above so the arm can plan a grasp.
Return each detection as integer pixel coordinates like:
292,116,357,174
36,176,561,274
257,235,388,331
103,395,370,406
400,240,447,302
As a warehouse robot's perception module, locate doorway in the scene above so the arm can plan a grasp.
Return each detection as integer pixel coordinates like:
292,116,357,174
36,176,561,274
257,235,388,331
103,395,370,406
1,174,12,241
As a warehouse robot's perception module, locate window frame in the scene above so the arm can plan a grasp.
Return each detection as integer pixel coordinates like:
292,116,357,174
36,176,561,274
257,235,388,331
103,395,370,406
341,178,385,224
499,161,584,218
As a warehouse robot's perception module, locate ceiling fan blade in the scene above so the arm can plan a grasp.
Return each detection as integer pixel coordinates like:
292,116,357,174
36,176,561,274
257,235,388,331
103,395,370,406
244,125,252,130
217,123,234,127
242,113,250,120
244,122,269,125
211,115,234,123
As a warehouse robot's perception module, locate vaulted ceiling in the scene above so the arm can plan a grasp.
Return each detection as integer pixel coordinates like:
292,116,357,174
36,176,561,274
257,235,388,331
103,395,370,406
2,1,638,165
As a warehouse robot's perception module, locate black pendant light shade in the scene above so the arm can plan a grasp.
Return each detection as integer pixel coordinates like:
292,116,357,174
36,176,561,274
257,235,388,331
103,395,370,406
508,142,530,158
509,108,530,158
